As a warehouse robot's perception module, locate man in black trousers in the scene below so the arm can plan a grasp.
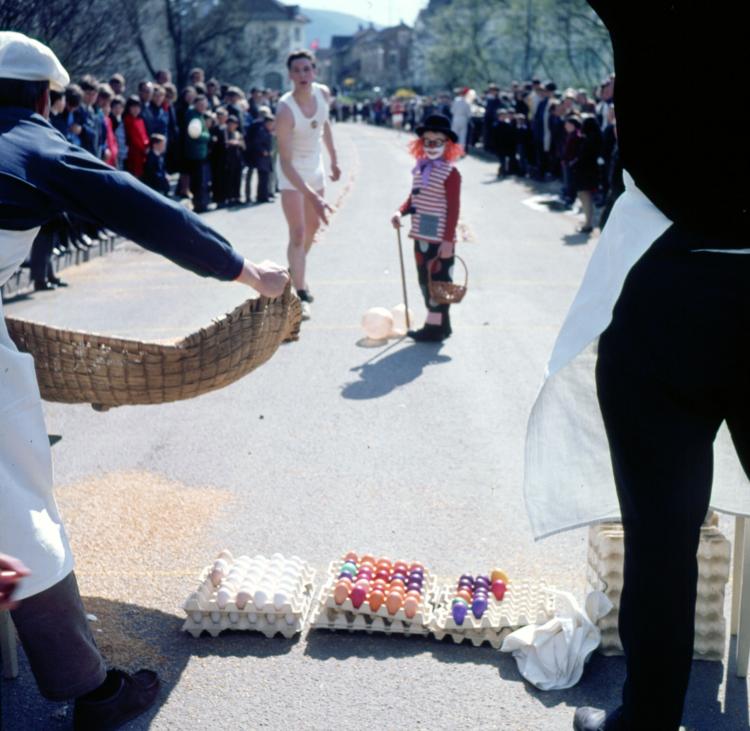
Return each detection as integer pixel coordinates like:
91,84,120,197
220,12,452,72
575,4,750,730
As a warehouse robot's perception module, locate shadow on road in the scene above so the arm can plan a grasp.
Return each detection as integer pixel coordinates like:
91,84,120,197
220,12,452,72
341,342,451,400
562,231,593,246
1,596,299,731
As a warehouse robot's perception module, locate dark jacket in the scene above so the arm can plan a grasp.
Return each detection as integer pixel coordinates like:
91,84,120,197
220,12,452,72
142,150,170,195
245,119,273,171
0,106,243,280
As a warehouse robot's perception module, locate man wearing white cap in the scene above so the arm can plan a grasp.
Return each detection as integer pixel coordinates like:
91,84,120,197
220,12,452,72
0,31,288,729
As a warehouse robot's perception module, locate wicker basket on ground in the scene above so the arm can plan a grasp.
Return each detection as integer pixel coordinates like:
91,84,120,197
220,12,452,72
5,285,301,411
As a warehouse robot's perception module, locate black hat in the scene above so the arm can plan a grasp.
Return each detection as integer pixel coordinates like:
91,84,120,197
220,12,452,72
415,114,457,143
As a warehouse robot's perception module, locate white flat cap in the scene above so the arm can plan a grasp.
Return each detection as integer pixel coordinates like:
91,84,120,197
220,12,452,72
0,31,69,91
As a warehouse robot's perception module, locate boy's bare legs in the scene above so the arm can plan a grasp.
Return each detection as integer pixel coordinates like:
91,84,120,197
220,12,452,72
302,188,324,294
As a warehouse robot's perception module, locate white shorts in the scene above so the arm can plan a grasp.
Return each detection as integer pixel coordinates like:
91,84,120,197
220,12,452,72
277,159,325,192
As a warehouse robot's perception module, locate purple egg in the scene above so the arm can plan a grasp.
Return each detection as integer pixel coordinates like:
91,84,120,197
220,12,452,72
459,574,474,584
477,575,491,585
474,577,490,588
407,582,422,593
458,578,473,588
338,570,354,581
409,569,424,578
452,601,468,625
472,597,488,618
391,572,407,584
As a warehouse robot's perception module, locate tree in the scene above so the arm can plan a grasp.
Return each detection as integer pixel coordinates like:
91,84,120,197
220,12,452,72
417,0,612,91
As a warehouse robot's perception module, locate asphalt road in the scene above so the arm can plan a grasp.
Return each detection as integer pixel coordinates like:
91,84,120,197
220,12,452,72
2,124,748,730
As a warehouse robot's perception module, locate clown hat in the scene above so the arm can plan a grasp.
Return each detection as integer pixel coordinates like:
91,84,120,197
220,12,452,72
415,114,457,143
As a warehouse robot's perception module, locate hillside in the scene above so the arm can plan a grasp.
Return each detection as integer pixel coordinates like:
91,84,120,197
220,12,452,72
301,7,382,49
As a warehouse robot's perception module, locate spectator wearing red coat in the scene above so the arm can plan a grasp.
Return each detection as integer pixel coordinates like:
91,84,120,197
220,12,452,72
123,96,149,178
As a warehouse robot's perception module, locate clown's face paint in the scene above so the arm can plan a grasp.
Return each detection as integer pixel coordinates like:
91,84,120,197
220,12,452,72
423,133,447,160
425,144,446,159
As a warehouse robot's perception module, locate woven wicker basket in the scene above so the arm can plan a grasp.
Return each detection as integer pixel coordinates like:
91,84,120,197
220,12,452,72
5,285,301,411
428,255,468,305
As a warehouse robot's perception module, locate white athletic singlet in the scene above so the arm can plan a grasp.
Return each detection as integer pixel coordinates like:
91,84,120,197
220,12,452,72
276,82,328,191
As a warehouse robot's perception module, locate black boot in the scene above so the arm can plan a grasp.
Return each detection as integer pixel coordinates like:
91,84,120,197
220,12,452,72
74,668,160,730
407,323,446,342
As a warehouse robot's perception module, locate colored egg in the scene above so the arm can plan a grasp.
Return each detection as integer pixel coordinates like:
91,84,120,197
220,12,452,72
376,558,391,569
375,569,390,581
491,569,509,584
386,591,403,615
452,597,468,607
407,582,422,593
334,581,352,605
368,589,385,611
472,597,488,618
354,579,370,591
341,561,358,575
474,577,490,588
338,571,355,582
351,585,368,609
361,553,376,565
452,601,468,625
406,589,421,601
404,595,419,619
391,572,407,584
344,551,358,562
357,569,374,579
457,589,473,603
372,579,388,591
390,577,406,590
409,562,424,572
459,574,474,584
492,580,507,601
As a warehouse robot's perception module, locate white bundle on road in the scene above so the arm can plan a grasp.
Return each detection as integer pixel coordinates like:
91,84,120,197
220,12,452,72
501,589,612,690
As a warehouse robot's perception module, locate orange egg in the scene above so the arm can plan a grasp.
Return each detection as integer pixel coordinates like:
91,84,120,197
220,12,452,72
372,579,387,591
457,589,473,604
361,553,376,565
386,591,403,615
368,589,385,612
404,595,419,619
334,580,352,605
344,551,358,562
376,557,391,568
389,581,406,594
406,589,421,600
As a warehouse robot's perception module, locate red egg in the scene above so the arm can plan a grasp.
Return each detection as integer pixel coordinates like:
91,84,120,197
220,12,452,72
351,585,368,609
375,569,390,581
393,561,408,574
492,580,507,601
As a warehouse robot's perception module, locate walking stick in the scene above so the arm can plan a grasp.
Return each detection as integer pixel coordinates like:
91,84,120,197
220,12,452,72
395,226,411,330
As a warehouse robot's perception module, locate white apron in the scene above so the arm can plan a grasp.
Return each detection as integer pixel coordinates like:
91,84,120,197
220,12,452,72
524,171,750,539
1,228,74,600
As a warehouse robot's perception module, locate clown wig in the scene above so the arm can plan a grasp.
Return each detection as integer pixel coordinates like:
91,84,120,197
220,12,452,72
408,137,464,162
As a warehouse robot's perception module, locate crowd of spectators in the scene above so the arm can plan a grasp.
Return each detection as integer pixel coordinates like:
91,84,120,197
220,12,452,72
333,76,619,234
25,67,282,292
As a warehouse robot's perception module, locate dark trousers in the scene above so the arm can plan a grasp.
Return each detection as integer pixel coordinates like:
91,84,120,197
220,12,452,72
187,159,209,212
414,240,453,323
30,223,56,283
257,169,271,202
11,572,107,700
595,225,750,730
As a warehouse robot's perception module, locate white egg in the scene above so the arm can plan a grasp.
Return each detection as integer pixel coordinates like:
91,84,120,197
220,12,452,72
187,117,203,139
273,592,288,610
217,549,233,561
253,589,268,608
216,588,232,609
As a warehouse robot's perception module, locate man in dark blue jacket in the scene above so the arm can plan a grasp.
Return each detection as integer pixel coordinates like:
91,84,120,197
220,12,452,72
0,31,288,731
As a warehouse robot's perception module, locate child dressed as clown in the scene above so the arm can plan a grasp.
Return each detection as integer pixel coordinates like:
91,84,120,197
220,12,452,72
391,114,462,342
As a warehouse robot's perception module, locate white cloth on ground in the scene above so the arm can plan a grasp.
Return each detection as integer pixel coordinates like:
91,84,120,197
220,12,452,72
501,589,612,690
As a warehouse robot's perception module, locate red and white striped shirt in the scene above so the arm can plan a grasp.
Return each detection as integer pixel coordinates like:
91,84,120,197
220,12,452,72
399,162,461,243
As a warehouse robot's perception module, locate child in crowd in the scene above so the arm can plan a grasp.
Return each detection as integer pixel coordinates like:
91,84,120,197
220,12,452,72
493,108,516,177
110,96,128,170
142,134,170,195
514,113,532,177
224,114,245,205
390,114,462,342
246,108,274,203
123,96,149,178
209,107,228,207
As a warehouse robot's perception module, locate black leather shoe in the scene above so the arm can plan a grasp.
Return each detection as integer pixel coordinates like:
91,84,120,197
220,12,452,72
407,324,446,342
34,280,56,291
573,706,624,731
74,668,160,730
48,277,68,287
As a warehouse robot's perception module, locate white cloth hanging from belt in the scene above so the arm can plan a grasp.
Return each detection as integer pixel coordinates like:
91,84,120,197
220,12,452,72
524,171,750,539
1,227,74,599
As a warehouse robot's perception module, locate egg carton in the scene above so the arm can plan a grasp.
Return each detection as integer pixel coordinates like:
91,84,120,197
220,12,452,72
310,601,432,637
319,559,437,626
429,579,555,649
587,522,729,661
182,551,316,639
